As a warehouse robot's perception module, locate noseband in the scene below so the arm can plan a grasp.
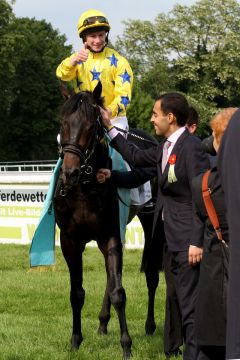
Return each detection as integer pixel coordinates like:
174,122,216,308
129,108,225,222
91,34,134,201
61,141,96,176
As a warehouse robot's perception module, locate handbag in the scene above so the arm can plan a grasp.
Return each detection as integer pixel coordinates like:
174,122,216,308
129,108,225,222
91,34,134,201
202,170,229,278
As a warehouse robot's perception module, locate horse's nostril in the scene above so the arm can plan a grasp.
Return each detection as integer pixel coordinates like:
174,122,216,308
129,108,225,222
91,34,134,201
62,168,80,186
70,168,80,184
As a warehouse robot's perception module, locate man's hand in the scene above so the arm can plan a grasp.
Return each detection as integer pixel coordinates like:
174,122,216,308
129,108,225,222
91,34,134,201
188,245,203,266
69,43,89,66
96,169,111,183
99,107,112,129
106,108,112,119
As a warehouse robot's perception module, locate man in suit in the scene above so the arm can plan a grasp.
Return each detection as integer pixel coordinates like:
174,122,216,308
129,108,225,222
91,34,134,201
218,108,240,360
100,92,210,359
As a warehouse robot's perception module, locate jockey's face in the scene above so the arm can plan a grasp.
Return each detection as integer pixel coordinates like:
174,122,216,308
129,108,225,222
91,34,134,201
150,100,174,137
85,31,107,52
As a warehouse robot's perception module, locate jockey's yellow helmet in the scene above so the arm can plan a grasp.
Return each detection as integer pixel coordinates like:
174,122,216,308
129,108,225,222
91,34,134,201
77,9,110,38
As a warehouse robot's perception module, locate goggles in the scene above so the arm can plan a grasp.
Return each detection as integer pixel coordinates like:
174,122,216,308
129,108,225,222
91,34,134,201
81,16,109,28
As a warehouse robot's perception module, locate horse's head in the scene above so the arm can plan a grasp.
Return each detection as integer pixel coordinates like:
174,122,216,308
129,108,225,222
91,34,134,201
59,82,105,195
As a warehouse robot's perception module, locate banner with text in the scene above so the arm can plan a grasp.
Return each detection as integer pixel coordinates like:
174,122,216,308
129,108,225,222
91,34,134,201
0,184,144,248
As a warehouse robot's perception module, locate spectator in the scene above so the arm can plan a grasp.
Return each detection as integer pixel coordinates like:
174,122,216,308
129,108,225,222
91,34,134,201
192,107,237,360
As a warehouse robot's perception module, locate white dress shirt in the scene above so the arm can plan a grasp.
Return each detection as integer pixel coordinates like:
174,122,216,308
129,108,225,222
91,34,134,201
164,126,186,162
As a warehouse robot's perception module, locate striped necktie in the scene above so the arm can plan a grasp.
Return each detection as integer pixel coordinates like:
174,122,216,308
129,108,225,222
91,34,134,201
161,140,171,173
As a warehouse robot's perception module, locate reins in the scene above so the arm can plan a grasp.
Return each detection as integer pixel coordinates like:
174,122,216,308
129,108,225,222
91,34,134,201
113,126,158,146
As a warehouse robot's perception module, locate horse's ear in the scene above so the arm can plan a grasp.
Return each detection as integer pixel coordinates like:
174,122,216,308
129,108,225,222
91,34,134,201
60,80,72,101
93,81,102,102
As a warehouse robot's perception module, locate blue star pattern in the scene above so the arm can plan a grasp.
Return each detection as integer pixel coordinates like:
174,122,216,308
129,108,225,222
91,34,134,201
117,105,123,115
119,70,131,84
107,54,119,68
90,67,101,81
120,95,130,109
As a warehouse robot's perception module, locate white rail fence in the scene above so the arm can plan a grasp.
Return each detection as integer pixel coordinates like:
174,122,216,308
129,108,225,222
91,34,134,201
0,161,144,249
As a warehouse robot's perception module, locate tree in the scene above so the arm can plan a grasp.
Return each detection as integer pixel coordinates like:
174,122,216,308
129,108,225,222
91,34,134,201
116,0,240,137
155,0,240,107
0,0,18,118
0,1,72,161
127,83,154,134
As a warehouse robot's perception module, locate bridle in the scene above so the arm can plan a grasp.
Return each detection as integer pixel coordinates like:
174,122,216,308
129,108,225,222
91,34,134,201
59,109,105,196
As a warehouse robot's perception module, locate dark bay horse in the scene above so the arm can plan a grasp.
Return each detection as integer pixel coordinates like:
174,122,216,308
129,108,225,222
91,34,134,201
53,83,132,358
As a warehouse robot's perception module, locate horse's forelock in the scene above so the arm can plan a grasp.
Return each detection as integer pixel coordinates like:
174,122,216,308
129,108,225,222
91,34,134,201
61,93,82,118
61,91,104,126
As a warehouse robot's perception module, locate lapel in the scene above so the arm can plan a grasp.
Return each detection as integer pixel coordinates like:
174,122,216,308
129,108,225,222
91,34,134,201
160,129,190,186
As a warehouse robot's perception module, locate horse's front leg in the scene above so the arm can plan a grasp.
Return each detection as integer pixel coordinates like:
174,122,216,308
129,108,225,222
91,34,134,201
97,266,111,335
60,233,85,351
100,238,132,359
144,269,159,335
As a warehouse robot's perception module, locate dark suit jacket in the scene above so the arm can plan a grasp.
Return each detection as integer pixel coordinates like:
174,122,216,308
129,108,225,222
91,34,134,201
110,129,210,251
192,163,229,249
110,166,157,189
191,165,228,346
218,108,240,359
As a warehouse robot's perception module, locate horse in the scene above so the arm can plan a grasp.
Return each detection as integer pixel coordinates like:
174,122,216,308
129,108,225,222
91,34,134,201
95,124,164,336
53,82,132,359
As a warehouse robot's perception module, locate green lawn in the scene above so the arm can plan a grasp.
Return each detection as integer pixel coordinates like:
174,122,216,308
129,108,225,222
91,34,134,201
0,244,180,360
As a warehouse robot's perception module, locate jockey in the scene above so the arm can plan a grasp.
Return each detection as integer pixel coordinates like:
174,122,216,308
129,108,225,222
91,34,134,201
30,9,150,266
56,9,133,132
56,9,145,241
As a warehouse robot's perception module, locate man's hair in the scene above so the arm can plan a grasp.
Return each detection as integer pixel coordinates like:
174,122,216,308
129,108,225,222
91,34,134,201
187,106,199,127
156,93,189,126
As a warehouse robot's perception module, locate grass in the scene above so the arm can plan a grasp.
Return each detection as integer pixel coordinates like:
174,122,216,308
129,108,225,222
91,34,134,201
0,244,180,360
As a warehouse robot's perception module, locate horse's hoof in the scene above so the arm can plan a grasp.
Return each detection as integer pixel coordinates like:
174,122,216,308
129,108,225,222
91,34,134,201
145,319,156,335
123,349,132,359
70,334,83,351
98,326,108,335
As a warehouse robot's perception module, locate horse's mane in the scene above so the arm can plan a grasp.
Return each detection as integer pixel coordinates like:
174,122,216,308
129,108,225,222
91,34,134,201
60,91,104,120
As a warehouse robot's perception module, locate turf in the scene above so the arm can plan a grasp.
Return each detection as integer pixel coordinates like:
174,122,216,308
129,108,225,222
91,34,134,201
0,244,181,359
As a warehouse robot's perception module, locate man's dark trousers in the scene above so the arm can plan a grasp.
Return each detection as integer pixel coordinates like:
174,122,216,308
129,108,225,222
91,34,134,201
171,250,199,360
163,243,183,354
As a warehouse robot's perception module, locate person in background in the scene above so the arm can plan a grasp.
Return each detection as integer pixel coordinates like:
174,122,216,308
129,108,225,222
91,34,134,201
191,107,237,360
218,108,240,360
186,106,199,134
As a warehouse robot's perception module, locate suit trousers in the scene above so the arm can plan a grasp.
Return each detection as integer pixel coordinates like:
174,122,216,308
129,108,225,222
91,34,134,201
198,345,225,360
163,244,183,353
170,250,200,360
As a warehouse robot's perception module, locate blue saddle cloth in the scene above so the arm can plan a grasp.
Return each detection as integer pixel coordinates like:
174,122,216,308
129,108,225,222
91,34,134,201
29,146,130,267
29,158,62,267
108,147,130,241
